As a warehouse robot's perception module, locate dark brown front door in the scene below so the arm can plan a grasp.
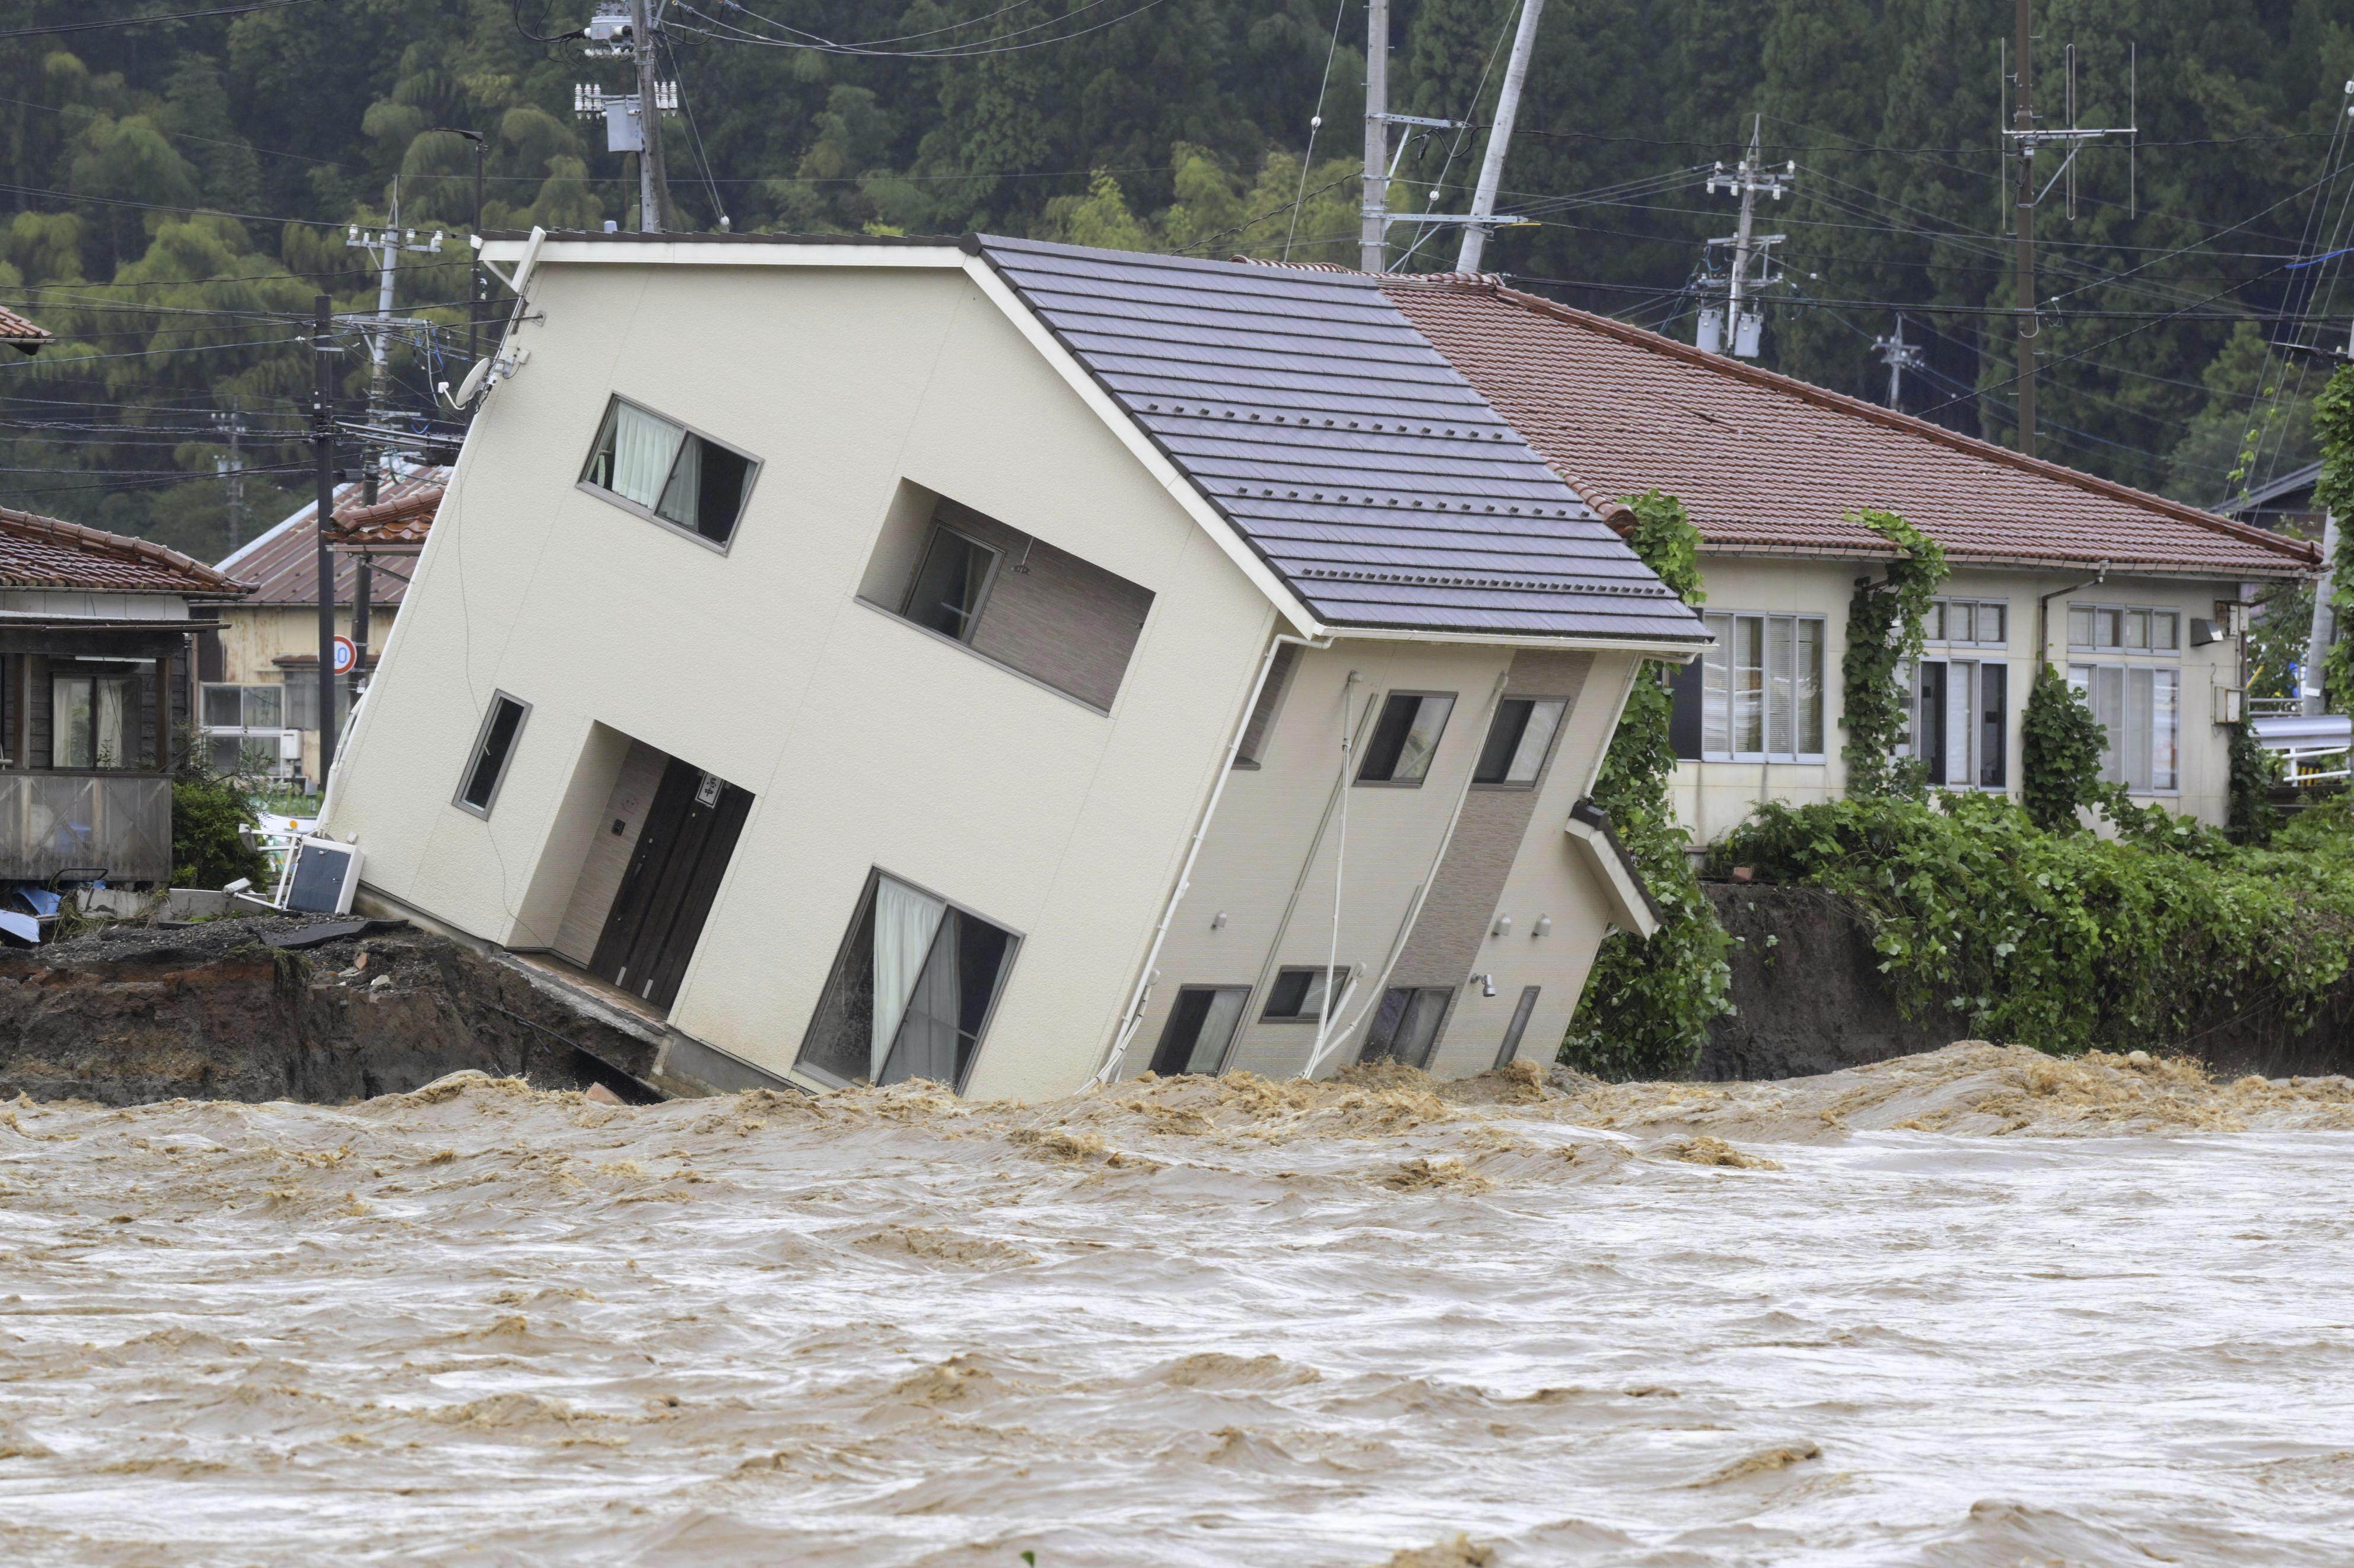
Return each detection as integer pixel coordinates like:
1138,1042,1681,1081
589,756,753,1012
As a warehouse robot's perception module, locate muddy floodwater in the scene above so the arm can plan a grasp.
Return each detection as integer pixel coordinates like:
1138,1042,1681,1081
6,1043,2354,1567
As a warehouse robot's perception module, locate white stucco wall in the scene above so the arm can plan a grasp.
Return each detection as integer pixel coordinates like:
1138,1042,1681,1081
1675,555,2254,840
324,259,1280,1099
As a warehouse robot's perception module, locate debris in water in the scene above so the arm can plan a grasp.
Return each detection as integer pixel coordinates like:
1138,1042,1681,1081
1665,1135,1782,1170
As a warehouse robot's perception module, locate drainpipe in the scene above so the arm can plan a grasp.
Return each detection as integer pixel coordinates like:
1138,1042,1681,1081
2037,561,2109,672
1303,664,1511,1077
1093,628,1329,1084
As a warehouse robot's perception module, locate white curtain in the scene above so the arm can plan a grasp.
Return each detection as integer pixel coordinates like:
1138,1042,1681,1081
609,403,685,510
870,877,945,1082
95,678,133,770
52,678,91,768
655,432,702,527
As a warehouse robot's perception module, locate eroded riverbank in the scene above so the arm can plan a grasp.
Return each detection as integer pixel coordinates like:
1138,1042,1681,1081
5,1045,2351,1566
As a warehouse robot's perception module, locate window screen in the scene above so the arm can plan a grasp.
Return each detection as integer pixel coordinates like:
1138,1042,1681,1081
1357,692,1455,784
1474,697,1569,784
455,694,528,816
581,397,757,546
1263,965,1347,1022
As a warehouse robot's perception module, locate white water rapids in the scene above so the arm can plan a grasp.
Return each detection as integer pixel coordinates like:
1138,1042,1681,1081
5,1042,2353,1567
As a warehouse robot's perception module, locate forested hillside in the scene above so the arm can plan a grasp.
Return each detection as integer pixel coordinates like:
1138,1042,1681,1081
2,0,2350,561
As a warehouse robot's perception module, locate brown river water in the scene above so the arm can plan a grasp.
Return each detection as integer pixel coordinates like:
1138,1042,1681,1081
5,1042,2354,1567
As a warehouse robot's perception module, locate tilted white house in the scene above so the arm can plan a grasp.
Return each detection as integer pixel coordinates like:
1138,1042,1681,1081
321,233,1706,1098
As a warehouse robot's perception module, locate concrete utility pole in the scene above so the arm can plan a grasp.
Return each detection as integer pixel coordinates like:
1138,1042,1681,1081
1360,0,1391,272
2011,0,2038,458
310,295,339,793
211,401,246,554
1874,313,1927,411
1700,117,1792,357
2305,513,2339,717
632,0,673,233
1455,0,1547,275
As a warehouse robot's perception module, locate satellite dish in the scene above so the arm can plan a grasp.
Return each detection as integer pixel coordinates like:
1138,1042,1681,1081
451,357,492,408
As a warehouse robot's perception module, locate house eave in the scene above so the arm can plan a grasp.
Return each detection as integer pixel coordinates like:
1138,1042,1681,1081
1695,540,2315,581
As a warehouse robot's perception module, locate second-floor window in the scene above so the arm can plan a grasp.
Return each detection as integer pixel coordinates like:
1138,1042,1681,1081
580,396,758,548
1685,611,1826,762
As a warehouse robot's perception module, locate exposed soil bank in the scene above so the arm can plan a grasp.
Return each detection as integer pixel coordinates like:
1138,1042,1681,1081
1700,883,2354,1082
0,915,658,1106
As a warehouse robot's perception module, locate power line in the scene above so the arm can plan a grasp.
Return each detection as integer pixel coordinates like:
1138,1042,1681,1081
0,0,322,40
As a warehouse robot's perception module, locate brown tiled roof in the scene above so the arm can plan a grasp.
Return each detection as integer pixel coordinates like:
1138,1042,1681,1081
1380,276,2318,580
218,467,448,607
330,484,440,547
0,506,250,595
0,305,51,354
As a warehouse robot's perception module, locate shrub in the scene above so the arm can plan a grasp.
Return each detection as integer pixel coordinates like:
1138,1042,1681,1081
1710,793,2354,1054
2019,661,2115,833
171,745,269,889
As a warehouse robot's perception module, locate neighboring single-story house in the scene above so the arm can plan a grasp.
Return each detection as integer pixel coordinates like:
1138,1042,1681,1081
320,231,1705,1097
0,306,53,357
1383,273,2320,837
209,466,446,788
0,505,250,884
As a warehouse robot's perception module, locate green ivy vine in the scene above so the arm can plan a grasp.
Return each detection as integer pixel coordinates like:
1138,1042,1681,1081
1561,491,1732,1081
2315,364,2354,712
1840,509,1948,799
2020,661,2117,834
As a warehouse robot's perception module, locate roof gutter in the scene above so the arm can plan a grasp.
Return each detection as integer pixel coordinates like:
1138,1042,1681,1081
1698,541,2316,579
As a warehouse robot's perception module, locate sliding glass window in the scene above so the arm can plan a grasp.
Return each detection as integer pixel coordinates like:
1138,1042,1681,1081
796,870,1020,1093
1693,612,1825,762
580,396,759,548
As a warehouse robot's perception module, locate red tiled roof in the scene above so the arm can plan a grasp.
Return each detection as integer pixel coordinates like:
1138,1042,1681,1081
1380,276,2318,580
218,468,448,607
0,506,251,596
330,484,440,548
0,305,51,353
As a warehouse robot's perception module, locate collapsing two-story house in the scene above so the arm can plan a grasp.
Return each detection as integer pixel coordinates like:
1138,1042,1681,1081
319,233,1705,1097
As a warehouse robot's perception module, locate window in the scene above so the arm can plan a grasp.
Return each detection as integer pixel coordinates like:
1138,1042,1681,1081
454,693,529,816
1687,612,1825,761
1910,659,2007,788
2067,603,2181,655
795,870,1019,1091
1473,697,1569,785
901,524,999,642
52,673,139,769
201,682,290,778
282,677,349,736
1925,598,2008,647
2069,664,2179,792
1358,985,1453,1069
1493,986,1541,1071
1357,692,1455,785
580,396,758,547
1262,965,1348,1022
1149,985,1251,1076
1233,642,1303,768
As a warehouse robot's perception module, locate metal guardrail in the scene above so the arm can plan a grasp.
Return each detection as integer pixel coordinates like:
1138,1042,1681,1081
0,773,171,883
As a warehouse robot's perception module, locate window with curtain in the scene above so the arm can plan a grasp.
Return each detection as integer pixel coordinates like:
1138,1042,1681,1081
1681,612,1826,762
51,673,139,769
1909,659,2008,788
1356,692,1455,785
580,396,758,546
796,870,1019,1092
1148,985,1251,1076
2068,664,2180,792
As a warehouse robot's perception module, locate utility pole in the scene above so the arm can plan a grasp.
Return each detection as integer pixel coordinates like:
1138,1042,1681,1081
1699,116,1792,357
1874,313,1927,411
1360,0,1390,272
1455,0,1547,275
311,295,340,794
631,0,672,232
2011,0,2037,457
2002,20,2136,459
211,401,246,554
